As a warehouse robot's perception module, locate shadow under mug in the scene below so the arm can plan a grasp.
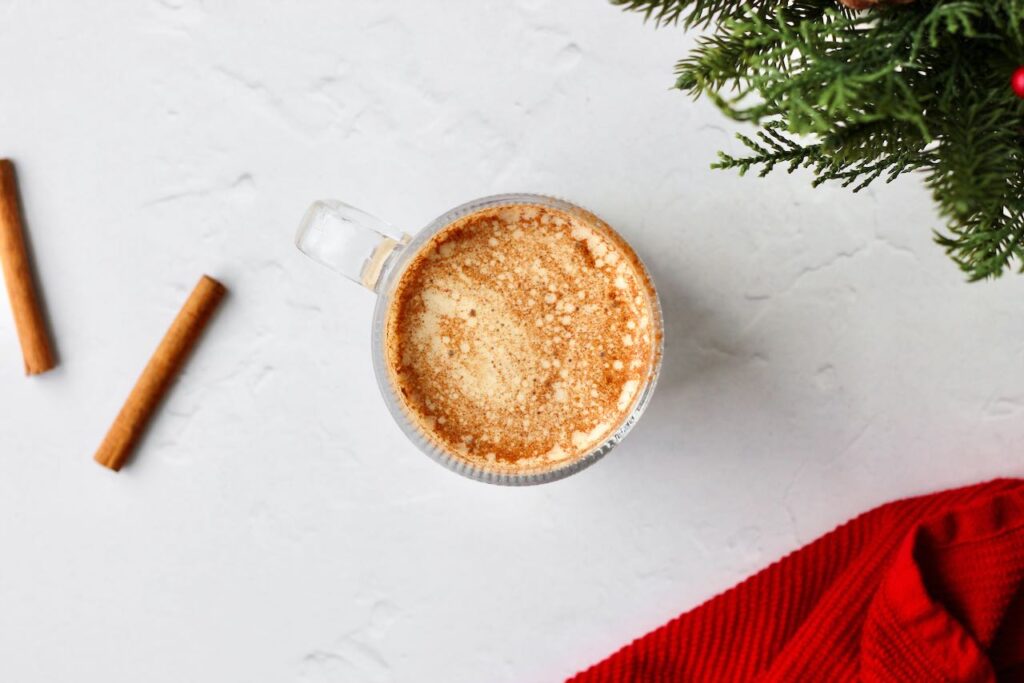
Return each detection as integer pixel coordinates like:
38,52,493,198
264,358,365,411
295,193,664,485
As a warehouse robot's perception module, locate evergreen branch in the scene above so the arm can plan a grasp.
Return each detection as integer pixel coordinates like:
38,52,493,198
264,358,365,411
714,120,928,190
623,0,1024,278
930,94,1024,279
611,0,791,28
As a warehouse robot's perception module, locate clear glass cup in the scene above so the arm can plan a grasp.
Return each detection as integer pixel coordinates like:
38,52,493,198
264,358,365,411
295,193,663,485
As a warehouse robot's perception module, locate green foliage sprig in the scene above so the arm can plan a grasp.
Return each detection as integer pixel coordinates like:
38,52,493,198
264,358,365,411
615,0,1024,279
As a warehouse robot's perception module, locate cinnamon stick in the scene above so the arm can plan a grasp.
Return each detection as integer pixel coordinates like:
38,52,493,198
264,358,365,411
94,275,226,471
0,160,55,375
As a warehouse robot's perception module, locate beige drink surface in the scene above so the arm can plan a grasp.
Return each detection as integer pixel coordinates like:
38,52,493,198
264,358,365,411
384,203,659,472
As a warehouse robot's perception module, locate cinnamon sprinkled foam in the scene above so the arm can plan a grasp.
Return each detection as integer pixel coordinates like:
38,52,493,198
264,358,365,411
385,204,658,473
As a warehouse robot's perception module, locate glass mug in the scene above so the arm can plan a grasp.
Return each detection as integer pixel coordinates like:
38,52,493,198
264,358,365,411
295,194,663,485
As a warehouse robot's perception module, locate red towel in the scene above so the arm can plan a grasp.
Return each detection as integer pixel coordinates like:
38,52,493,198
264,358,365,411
568,479,1024,682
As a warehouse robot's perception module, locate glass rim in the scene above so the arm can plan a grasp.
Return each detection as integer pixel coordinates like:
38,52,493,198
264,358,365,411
370,193,664,486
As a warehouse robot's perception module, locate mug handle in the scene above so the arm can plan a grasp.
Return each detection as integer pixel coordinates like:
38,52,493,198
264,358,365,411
295,200,409,292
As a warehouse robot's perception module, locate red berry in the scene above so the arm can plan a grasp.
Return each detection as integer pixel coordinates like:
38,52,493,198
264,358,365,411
1013,66,1024,99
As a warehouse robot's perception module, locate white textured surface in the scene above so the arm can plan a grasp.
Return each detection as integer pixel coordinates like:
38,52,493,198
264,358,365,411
1,1,1022,681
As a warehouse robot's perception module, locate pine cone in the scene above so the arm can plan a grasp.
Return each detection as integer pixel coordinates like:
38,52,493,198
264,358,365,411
839,0,913,9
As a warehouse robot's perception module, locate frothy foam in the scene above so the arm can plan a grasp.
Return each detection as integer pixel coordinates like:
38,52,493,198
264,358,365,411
384,203,659,473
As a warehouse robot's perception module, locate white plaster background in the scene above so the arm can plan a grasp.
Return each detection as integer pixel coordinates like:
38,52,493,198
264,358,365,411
0,1,1021,681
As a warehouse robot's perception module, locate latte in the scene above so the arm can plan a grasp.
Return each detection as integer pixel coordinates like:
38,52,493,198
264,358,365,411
384,203,659,473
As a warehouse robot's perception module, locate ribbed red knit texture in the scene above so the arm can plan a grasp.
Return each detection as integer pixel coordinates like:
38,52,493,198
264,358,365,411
568,479,1024,682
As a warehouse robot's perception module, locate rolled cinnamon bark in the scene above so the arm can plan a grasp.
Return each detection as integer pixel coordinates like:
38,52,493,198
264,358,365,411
94,275,226,471
0,160,56,375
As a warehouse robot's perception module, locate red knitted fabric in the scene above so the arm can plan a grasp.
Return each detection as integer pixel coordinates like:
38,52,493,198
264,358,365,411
569,479,1024,682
